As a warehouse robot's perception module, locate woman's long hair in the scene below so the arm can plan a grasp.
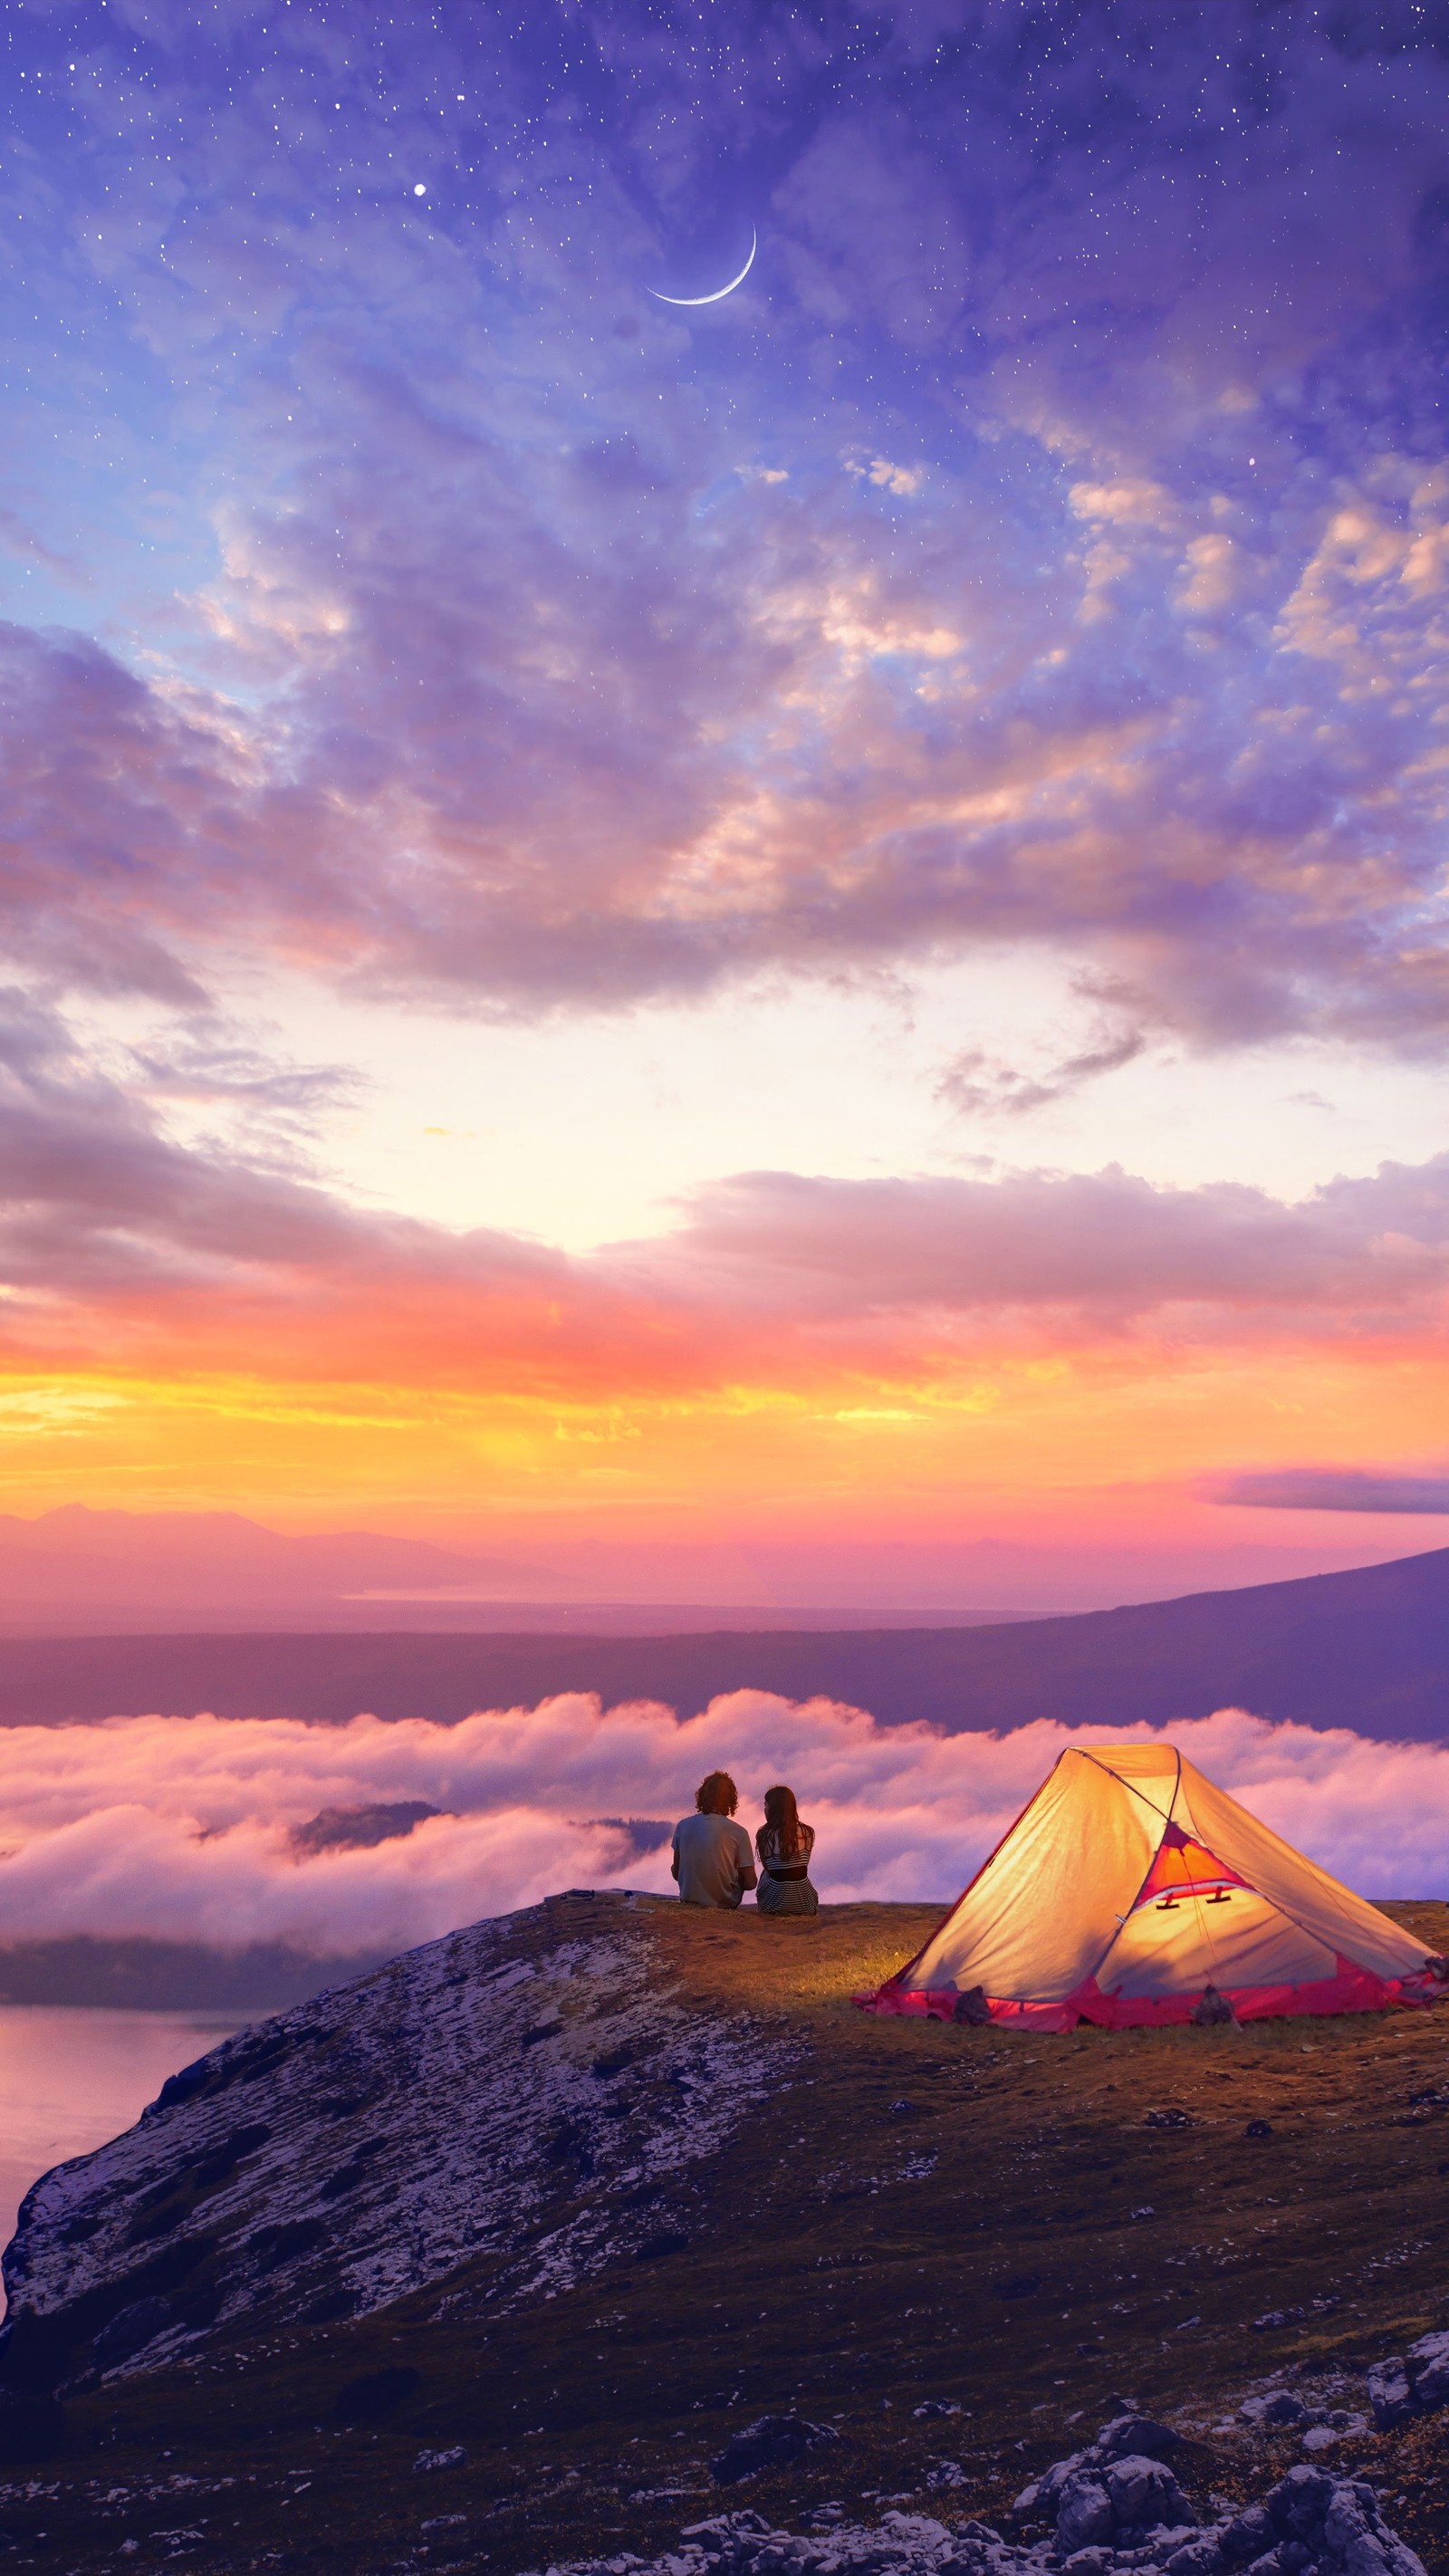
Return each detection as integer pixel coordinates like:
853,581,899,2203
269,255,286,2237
761,1783,803,1860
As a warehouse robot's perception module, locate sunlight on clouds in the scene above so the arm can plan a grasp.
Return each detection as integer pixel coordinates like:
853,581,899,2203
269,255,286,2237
0,1702,1441,1959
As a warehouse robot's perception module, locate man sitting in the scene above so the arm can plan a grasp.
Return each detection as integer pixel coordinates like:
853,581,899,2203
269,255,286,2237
671,1771,757,1908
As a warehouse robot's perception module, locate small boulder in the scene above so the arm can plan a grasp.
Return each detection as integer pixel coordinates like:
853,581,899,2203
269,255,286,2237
1267,2465,1337,2545
1105,2454,1195,2533
414,2445,467,2472
1056,2474,1115,2554
1320,2479,1425,2576
1365,2361,1414,2432
1035,2449,1089,2505
1166,2542,1225,2576
1405,2329,1449,2411
708,2417,839,2486
1097,2413,1182,2462
1260,2395,1310,2429
1221,2507,1276,2566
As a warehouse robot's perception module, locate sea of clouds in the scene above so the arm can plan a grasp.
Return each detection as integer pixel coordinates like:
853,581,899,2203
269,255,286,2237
0,1700,1444,1961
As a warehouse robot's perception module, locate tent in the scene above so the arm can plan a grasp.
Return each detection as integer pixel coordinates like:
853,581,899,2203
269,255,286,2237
861,1741,1446,2030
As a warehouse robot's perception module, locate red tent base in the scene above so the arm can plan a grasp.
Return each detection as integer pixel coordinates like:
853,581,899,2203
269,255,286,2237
855,1954,1447,2032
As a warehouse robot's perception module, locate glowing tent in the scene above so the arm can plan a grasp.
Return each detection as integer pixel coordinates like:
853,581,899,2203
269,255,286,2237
862,1742,1446,2030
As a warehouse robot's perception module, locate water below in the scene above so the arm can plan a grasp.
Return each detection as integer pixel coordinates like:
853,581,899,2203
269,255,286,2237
0,2004,262,2308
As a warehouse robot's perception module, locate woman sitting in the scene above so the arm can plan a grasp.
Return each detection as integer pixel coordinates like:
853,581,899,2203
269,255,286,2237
754,1784,819,1917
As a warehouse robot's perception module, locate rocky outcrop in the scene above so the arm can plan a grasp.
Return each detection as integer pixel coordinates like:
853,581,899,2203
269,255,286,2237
533,2460,1425,2576
1007,2417,1424,2576
0,1892,785,2402
1366,2334,1449,2430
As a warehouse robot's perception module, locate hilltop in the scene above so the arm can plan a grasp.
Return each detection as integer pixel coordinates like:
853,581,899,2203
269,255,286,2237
3,1895,1449,2574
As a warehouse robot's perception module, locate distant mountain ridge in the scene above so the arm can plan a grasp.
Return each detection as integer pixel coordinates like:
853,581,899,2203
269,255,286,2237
2,1541,1449,1737
0,1504,533,1620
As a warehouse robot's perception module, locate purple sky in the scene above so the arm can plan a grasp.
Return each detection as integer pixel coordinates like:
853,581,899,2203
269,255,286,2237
6,0,1449,1601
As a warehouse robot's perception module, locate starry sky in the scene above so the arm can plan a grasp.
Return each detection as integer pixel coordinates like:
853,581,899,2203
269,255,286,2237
8,0,1449,1612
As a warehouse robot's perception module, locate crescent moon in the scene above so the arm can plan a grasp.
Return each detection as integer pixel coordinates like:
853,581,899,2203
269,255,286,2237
648,227,757,307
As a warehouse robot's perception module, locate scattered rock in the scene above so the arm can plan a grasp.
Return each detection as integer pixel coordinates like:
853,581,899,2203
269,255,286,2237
414,2445,467,2473
1145,2109,1195,2130
1242,2394,1310,2429
1243,2120,1273,2140
547,2455,1425,2576
1022,2414,1184,2531
708,2416,840,2485
912,2400,963,2420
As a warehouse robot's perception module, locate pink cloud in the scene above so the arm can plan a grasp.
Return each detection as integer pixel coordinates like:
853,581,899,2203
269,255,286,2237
8,987,1449,1383
0,1698,1442,1959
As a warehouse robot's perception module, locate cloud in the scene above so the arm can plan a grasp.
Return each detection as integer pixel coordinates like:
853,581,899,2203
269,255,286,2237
10,987,1449,1389
1212,1468,1449,1515
937,1024,1147,1118
8,7,1449,1051
0,1698,1443,1961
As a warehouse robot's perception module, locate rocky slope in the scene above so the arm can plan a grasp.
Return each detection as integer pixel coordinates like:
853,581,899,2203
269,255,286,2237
2,1890,785,2397
2,1892,1448,2576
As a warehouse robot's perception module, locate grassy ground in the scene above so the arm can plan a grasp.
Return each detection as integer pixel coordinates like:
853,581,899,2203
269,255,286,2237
5,1893,1449,2573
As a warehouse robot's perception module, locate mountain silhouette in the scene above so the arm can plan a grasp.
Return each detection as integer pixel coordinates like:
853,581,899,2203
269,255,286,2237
2,1543,1449,1738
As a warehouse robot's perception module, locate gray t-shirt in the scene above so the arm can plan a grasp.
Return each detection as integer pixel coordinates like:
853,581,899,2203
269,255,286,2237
672,1812,755,1908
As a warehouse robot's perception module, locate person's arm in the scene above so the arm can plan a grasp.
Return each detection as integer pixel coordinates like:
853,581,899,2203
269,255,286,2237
735,1824,757,1891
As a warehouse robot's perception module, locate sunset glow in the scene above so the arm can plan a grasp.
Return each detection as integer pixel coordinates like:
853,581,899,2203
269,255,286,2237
5,3,1449,1606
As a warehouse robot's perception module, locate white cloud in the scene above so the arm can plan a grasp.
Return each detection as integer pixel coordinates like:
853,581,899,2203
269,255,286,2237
0,1699,1442,1960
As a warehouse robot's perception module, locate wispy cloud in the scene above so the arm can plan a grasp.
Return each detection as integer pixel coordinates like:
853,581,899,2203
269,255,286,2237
1212,1468,1449,1515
